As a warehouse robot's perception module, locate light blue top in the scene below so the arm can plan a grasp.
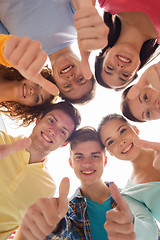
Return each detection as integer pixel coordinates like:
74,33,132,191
0,0,77,54
122,180,160,222
86,197,113,240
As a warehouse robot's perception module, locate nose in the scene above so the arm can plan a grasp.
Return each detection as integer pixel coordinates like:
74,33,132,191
117,62,124,69
82,157,92,167
48,128,56,136
29,86,35,95
120,139,126,147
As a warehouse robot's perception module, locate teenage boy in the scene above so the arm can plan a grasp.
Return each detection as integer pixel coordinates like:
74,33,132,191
15,127,158,240
0,0,107,104
0,101,81,240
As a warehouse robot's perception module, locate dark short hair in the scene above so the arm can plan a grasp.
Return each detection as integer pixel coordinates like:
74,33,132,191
59,75,96,104
41,101,81,140
97,113,128,147
121,86,145,122
70,126,105,150
95,12,160,91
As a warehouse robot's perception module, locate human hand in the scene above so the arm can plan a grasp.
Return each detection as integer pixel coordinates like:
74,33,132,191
127,62,160,100
3,35,59,96
74,0,109,79
20,177,70,240
133,138,160,170
0,137,31,160
104,183,136,240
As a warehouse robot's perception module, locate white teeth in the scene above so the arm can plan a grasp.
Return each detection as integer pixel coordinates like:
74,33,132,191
122,143,133,154
24,84,26,98
61,65,73,73
82,170,94,174
42,133,52,143
118,56,130,63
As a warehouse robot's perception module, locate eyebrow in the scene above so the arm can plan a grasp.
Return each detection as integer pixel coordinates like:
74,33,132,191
91,152,101,155
41,95,44,103
104,124,125,144
62,79,87,93
104,69,127,82
139,95,142,103
48,114,69,133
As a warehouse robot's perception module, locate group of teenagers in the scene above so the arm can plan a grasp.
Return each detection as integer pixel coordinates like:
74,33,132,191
0,0,160,239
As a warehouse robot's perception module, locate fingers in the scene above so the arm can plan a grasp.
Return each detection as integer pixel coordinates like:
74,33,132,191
0,138,31,160
77,0,92,8
133,138,160,152
3,35,59,96
109,183,130,214
58,177,70,217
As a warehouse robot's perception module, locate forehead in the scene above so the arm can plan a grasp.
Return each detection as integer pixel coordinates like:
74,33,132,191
71,140,104,153
101,70,127,89
100,119,128,136
43,109,74,130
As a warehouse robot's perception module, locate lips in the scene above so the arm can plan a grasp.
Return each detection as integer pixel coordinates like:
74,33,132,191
23,84,27,98
81,170,95,175
60,65,74,74
41,131,53,143
121,143,133,154
117,55,131,63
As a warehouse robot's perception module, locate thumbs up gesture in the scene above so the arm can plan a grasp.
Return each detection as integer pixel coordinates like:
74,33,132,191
0,137,31,160
19,177,70,240
127,62,160,100
104,183,136,240
3,35,59,96
74,0,109,79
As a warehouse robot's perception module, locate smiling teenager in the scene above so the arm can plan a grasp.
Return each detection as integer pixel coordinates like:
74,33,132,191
98,113,160,226
94,0,160,90
0,101,81,240
0,0,97,104
14,127,158,240
121,61,160,122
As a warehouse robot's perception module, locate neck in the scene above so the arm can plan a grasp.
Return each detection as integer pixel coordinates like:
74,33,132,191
81,179,110,203
25,140,47,164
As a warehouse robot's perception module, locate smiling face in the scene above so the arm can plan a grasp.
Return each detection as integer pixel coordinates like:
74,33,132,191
16,79,52,106
100,119,141,161
30,109,75,155
70,141,106,187
52,55,93,100
101,44,140,89
128,87,160,121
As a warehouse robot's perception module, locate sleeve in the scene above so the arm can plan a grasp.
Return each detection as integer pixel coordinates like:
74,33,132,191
123,195,158,240
0,34,13,67
46,206,75,239
0,22,10,35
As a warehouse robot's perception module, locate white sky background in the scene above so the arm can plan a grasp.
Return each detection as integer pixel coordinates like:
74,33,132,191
1,3,160,228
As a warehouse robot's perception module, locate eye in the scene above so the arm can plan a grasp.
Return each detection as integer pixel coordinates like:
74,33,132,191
35,83,39,88
60,129,66,136
64,84,72,89
108,140,114,146
78,77,84,82
35,95,39,103
144,94,148,102
49,118,54,124
107,65,114,70
120,128,126,135
75,155,83,160
146,111,150,119
92,154,100,159
122,73,129,78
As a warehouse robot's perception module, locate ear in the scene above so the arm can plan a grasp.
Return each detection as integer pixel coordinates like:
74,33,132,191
61,141,69,147
132,126,139,135
69,158,73,168
102,47,111,57
104,156,107,166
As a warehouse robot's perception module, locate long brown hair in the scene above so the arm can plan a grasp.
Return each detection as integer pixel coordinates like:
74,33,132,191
0,64,57,126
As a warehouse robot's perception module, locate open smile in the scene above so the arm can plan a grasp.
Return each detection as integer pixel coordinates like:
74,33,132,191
81,170,96,175
41,131,53,143
121,143,133,154
60,65,74,74
23,84,27,98
117,55,131,63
